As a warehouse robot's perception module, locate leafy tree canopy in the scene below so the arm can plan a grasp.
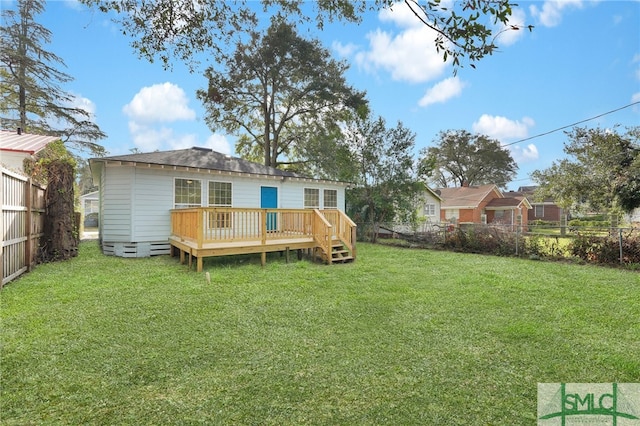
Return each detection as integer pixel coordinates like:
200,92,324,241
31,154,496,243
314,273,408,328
196,18,367,171
80,0,528,72
343,114,421,240
419,129,518,188
531,126,640,213
0,0,106,157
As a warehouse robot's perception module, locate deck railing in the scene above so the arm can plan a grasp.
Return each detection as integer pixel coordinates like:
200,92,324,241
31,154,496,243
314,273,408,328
320,209,357,258
170,208,356,261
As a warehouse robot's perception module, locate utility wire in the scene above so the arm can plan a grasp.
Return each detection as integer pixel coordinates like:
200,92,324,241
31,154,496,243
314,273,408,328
502,101,640,147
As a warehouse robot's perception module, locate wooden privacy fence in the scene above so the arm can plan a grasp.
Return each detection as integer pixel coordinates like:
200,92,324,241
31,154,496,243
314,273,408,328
1,167,46,287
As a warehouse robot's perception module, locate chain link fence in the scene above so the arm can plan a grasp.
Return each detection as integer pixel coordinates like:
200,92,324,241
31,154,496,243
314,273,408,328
356,221,640,269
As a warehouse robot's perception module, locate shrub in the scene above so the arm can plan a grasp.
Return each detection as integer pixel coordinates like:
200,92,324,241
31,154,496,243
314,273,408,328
442,225,524,257
569,232,640,265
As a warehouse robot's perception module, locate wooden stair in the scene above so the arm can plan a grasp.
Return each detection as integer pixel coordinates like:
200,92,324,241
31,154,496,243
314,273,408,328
327,242,354,264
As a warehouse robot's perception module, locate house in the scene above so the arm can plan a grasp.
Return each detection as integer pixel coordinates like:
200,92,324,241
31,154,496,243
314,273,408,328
514,186,566,223
0,129,60,175
79,190,99,227
89,147,356,268
419,185,443,226
389,184,442,235
624,208,640,226
437,184,531,228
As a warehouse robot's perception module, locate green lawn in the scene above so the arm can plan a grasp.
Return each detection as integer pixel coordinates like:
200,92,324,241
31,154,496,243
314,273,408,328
1,242,638,425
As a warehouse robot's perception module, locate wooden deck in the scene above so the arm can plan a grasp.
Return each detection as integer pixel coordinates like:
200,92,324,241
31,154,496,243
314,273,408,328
169,208,356,271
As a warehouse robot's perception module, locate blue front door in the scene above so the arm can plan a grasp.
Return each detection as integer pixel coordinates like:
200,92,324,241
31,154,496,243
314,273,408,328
261,186,278,231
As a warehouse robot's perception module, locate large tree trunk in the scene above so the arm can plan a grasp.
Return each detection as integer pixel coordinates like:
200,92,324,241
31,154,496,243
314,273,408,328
41,160,78,261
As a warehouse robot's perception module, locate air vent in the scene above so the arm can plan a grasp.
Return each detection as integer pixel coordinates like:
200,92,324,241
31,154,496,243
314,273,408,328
192,146,213,152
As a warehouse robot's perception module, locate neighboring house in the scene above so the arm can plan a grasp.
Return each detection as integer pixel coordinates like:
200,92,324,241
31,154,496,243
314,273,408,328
625,208,640,225
0,129,60,175
514,186,566,223
391,184,442,234
79,190,99,227
90,147,352,258
437,183,531,228
419,185,443,225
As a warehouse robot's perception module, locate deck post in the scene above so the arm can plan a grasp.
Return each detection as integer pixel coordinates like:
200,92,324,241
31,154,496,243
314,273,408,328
260,210,267,266
351,226,357,261
285,247,290,263
197,256,203,272
197,209,204,249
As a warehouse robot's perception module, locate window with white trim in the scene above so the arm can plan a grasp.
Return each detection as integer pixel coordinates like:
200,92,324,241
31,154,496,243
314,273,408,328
324,189,337,209
304,188,320,209
445,209,458,221
174,178,201,208
208,181,232,228
535,205,544,217
424,203,436,216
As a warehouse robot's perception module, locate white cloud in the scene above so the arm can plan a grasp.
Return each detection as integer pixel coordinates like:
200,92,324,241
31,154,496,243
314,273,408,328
123,82,218,153
123,82,196,123
378,2,425,28
48,92,97,130
203,134,232,154
529,0,583,27
127,122,232,154
63,0,84,11
128,124,175,152
418,77,466,107
332,41,358,57
70,94,96,116
510,143,539,163
353,3,448,83
472,114,535,141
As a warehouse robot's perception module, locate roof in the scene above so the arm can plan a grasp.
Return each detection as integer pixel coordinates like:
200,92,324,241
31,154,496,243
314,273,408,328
437,184,502,209
486,196,532,210
511,187,556,204
423,184,443,201
79,190,99,200
90,147,346,183
0,130,60,154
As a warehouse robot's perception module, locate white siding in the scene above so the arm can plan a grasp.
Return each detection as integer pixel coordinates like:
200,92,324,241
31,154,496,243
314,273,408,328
280,180,346,210
421,191,441,222
100,163,348,245
132,168,174,241
102,164,133,242
0,151,30,173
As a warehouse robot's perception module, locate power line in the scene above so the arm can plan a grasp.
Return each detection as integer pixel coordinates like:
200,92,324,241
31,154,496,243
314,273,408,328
502,101,640,147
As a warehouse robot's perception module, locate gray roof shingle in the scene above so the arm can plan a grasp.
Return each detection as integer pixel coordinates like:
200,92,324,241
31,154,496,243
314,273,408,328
94,147,305,178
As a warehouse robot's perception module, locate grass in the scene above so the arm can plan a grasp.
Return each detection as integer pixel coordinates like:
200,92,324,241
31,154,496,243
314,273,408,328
1,242,639,425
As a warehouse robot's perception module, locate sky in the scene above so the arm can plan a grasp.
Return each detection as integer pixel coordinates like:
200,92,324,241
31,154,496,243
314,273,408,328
2,0,639,190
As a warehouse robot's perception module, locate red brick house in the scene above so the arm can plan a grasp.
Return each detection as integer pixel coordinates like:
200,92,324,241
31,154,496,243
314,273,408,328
510,186,566,223
438,184,531,229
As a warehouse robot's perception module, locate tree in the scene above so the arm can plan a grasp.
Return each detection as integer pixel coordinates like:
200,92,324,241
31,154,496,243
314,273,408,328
76,159,98,195
343,115,420,242
0,0,106,157
420,129,517,188
531,126,640,214
42,159,78,262
80,0,527,71
196,19,367,170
